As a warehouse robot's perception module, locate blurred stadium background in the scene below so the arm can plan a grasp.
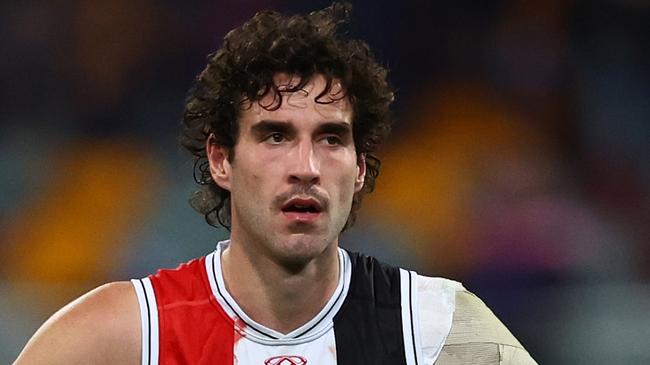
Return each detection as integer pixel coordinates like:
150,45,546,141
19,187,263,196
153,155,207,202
1,0,648,363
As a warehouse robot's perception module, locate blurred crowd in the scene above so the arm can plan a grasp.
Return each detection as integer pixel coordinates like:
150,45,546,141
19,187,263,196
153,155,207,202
1,0,648,363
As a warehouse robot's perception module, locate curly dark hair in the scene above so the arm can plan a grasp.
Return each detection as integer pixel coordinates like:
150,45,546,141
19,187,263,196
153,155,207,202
180,2,394,231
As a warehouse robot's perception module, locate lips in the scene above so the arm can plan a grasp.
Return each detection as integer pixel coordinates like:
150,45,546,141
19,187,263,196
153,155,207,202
281,197,323,213
280,197,324,223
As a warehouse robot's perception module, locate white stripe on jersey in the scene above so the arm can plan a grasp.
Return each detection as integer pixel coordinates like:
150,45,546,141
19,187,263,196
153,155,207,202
416,275,459,364
400,269,420,365
131,278,159,365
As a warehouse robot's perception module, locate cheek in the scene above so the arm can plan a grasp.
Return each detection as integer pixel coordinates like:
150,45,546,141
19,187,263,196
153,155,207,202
232,166,261,190
340,174,358,201
328,159,360,200
232,155,282,194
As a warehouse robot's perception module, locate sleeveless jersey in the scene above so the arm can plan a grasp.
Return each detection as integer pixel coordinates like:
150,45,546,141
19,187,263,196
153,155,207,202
131,242,459,365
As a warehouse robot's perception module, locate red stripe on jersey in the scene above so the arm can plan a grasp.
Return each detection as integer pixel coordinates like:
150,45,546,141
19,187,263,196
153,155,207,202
150,257,235,364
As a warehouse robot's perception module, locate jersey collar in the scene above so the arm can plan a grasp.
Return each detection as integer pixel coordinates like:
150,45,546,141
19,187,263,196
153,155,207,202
205,240,352,345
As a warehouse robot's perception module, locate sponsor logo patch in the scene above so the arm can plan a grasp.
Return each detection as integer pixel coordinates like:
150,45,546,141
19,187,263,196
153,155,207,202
264,355,308,365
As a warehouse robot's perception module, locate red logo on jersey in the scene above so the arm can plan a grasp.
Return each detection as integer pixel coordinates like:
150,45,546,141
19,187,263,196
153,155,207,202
264,355,307,365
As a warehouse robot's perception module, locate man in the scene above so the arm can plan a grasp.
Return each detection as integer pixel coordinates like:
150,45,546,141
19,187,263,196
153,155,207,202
15,3,536,364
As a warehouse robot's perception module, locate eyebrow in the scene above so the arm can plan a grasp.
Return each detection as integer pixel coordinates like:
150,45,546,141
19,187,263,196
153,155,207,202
314,121,352,137
250,120,295,138
250,120,352,138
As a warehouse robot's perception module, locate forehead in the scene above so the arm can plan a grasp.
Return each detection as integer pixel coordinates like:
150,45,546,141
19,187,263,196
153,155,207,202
240,73,352,124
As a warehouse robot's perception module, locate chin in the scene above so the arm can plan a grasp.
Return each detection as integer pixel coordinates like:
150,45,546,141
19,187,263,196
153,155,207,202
272,234,331,267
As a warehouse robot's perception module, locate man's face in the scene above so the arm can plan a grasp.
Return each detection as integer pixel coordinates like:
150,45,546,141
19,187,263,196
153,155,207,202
208,74,366,266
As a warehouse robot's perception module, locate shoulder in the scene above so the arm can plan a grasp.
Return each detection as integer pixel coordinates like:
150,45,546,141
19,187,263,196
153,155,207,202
14,281,140,365
416,276,537,365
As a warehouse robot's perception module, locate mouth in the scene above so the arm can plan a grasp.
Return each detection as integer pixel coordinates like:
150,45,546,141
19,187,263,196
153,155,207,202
280,197,324,223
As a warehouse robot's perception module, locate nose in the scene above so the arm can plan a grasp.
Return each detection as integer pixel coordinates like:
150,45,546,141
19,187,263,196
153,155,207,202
288,140,320,185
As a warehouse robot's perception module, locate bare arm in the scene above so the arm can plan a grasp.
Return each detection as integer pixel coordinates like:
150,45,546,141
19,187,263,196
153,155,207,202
13,281,141,365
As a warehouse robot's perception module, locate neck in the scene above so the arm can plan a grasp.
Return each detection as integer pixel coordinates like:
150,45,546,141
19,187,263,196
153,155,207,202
221,234,340,334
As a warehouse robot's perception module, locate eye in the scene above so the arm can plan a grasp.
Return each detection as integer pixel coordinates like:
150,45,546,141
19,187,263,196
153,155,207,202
264,132,285,144
323,135,342,146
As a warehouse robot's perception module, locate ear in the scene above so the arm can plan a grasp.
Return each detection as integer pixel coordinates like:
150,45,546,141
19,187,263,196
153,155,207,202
354,153,367,193
206,134,232,191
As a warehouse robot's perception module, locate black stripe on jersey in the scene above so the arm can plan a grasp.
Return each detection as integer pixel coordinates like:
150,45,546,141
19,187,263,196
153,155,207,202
210,252,278,340
334,251,407,365
138,279,151,365
408,271,418,365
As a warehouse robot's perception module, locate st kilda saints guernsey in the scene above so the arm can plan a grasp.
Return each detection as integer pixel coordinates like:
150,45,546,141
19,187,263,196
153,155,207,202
131,241,458,365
